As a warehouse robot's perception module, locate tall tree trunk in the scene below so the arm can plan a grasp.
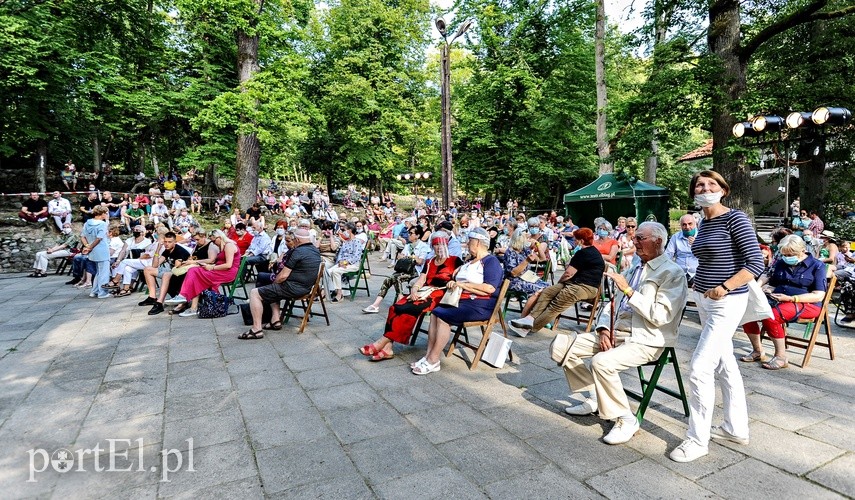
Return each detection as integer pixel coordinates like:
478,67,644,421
233,5,262,212
798,141,827,219
36,140,47,193
149,140,160,177
708,0,752,218
594,0,611,174
92,137,101,172
138,141,146,174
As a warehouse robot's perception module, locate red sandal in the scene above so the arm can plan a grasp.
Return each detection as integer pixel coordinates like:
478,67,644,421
359,344,379,356
369,351,395,362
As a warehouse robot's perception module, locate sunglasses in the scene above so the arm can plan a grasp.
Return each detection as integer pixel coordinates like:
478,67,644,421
626,225,637,228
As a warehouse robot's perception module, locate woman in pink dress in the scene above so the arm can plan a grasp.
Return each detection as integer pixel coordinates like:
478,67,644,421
171,229,241,317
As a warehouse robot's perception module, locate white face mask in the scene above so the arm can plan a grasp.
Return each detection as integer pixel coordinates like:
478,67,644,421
694,192,723,208
276,228,286,236
62,228,72,234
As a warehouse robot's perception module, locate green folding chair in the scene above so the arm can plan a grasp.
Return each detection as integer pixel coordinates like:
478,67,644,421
343,248,371,301
221,256,250,301
624,346,690,424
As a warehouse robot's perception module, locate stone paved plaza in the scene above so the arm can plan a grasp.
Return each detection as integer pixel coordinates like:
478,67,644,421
1,257,855,499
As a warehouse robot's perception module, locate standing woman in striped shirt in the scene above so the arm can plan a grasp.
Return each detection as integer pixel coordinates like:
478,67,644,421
670,170,765,463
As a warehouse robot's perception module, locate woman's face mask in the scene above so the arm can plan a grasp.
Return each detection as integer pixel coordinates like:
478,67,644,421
781,255,799,266
694,192,723,208
529,228,540,235
276,228,286,236
62,228,72,234
596,229,609,238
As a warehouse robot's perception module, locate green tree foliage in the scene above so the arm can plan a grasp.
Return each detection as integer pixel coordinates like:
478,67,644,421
299,0,434,194
453,0,601,207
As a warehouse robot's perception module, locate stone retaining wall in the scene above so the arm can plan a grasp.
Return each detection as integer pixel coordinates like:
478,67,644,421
0,220,66,273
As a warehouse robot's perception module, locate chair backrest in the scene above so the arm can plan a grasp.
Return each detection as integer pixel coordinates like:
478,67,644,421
487,279,511,323
817,274,837,317
310,261,326,297
225,256,249,299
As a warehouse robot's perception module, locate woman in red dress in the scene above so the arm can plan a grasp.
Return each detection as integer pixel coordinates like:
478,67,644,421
171,230,241,317
359,231,461,361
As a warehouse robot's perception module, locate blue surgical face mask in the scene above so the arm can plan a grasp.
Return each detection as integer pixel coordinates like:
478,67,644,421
682,228,697,237
529,228,540,235
781,255,799,266
596,229,609,238
804,235,812,242
573,245,582,252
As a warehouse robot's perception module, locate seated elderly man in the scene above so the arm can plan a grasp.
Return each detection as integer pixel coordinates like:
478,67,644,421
30,222,81,277
243,220,273,277
240,229,322,339
665,213,699,287
560,222,687,444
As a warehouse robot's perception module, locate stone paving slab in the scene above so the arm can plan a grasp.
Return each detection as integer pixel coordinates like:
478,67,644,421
2,261,855,499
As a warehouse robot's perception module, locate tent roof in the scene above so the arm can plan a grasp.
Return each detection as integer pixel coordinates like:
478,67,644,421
563,173,668,203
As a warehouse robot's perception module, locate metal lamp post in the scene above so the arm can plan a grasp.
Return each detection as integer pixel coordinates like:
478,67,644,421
437,17,472,210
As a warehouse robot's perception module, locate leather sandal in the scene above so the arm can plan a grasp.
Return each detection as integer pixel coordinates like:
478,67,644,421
359,344,379,356
262,321,282,331
739,351,766,362
369,351,395,362
238,329,264,340
762,356,788,370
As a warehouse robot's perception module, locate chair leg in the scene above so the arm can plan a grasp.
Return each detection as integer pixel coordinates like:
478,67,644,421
299,299,312,334
446,324,463,358
671,353,690,417
634,360,666,424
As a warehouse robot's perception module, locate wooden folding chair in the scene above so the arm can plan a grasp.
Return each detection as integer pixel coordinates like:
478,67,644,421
343,248,371,301
55,255,75,275
279,262,330,333
624,346,690,424
553,276,608,333
221,256,250,301
446,279,512,370
784,275,837,368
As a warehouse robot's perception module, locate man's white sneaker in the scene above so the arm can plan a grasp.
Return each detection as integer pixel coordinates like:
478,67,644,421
165,294,187,305
564,398,598,416
603,417,640,445
509,324,530,337
710,426,749,445
669,439,709,463
510,317,534,328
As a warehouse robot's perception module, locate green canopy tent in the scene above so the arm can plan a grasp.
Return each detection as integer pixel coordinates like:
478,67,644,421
563,173,670,231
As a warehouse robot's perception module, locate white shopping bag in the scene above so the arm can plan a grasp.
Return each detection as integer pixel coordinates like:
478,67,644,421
481,331,513,368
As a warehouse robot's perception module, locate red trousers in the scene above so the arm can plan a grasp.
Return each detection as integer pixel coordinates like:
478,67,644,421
742,302,821,339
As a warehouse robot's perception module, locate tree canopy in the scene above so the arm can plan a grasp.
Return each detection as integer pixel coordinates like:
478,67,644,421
2,0,855,220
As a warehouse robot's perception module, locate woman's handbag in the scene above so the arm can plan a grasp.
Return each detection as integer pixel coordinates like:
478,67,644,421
414,286,440,301
439,286,462,307
519,270,539,283
740,279,774,325
198,290,235,319
394,257,417,275
171,264,192,277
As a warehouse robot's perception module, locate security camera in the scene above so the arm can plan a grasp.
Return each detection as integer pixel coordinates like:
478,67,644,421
777,186,786,193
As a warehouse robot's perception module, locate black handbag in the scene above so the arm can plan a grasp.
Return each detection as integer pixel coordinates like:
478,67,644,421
198,290,235,319
394,257,416,275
